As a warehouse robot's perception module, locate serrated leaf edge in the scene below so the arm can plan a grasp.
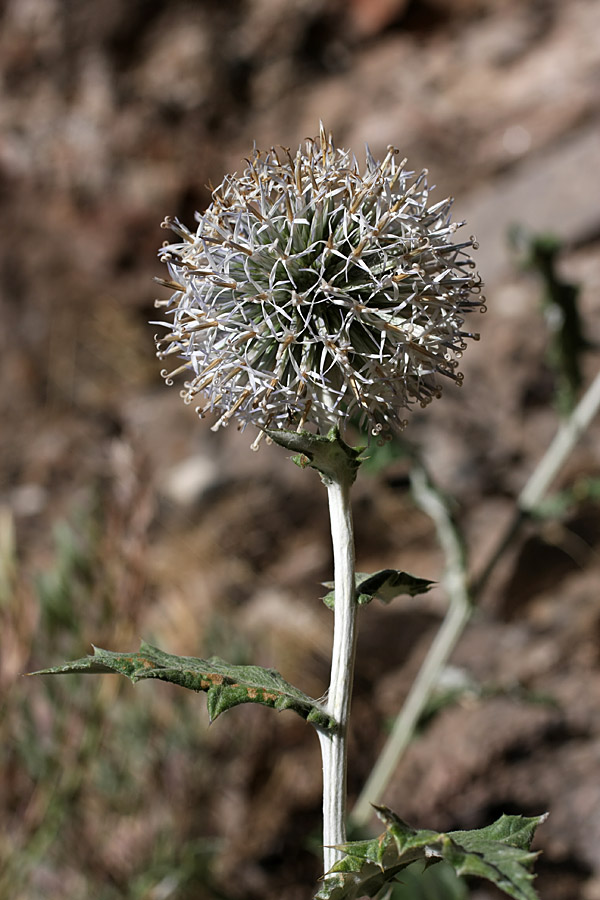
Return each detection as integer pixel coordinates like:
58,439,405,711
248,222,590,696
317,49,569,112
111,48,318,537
30,642,336,731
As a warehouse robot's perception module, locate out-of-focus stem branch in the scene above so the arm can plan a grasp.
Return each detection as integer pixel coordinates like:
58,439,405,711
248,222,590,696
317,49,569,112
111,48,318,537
351,368,600,828
351,464,470,827
472,369,600,597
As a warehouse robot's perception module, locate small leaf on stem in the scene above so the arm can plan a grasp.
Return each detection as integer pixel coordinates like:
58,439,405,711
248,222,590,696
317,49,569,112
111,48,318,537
322,569,435,610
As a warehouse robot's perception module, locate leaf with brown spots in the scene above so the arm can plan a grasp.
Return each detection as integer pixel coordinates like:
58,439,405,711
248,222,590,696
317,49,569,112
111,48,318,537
32,641,336,730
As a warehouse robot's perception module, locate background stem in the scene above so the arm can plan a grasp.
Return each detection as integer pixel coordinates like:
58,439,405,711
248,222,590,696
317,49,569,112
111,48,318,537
318,476,357,872
351,464,470,827
351,369,600,827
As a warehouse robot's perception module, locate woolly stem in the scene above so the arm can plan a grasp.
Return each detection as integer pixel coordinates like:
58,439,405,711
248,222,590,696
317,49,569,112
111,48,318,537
318,476,358,873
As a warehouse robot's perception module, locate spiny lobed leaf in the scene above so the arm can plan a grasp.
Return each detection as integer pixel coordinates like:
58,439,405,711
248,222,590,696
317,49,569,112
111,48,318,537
32,642,336,731
315,806,546,900
322,569,435,610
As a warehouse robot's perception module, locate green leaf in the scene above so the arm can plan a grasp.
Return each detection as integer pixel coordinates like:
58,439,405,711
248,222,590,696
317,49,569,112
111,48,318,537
322,569,435,610
450,813,544,853
31,642,336,731
265,426,364,486
315,807,546,900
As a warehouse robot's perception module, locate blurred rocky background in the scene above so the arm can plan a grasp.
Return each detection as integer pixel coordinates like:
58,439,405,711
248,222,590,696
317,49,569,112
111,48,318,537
1,1,600,898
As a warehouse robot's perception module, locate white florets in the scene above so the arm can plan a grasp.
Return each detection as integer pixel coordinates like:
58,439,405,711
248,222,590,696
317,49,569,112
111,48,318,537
154,125,484,446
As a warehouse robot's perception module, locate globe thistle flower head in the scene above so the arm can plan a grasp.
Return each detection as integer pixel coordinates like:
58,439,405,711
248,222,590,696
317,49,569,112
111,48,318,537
155,125,484,447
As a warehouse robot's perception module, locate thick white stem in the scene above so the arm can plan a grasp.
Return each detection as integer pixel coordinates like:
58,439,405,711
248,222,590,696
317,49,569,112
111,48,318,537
318,477,357,873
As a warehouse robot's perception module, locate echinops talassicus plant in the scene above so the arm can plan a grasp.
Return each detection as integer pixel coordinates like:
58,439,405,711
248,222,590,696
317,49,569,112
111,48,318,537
35,126,548,900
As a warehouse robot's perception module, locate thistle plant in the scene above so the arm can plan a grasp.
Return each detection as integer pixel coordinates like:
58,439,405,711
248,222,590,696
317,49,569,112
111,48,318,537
34,127,547,899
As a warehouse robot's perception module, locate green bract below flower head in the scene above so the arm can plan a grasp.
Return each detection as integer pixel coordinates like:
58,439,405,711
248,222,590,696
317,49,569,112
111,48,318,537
154,125,484,448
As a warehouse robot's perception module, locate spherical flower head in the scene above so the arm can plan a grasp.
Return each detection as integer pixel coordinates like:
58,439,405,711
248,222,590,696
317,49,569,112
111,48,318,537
154,125,484,447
